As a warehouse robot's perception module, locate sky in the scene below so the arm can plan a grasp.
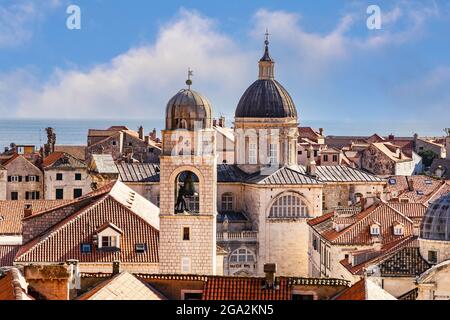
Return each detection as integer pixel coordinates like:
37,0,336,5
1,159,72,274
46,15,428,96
0,0,449,135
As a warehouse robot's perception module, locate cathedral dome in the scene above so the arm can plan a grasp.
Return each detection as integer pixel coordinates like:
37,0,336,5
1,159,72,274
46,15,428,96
235,31,298,119
165,87,212,131
235,79,297,118
420,193,450,241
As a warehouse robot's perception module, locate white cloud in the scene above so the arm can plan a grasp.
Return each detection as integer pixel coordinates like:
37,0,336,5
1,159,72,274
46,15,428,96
8,9,254,119
0,0,62,47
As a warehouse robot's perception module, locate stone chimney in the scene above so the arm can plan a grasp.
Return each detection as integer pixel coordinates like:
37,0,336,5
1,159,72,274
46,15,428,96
388,134,395,141
112,260,121,275
319,128,324,136
213,119,218,127
150,128,157,141
138,126,144,140
263,263,277,289
407,178,414,191
306,145,317,176
24,204,33,218
218,116,225,128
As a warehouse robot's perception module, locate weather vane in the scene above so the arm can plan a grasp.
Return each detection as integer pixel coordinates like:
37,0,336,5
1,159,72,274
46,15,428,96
186,68,193,89
265,28,270,45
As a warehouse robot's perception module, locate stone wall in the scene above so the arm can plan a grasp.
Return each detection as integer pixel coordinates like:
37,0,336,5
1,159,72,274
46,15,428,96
44,168,92,200
0,168,6,200
5,156,43,200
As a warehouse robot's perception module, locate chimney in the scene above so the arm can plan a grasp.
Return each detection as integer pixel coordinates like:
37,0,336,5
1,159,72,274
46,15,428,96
112,260,120,275
24,204,33,218
219,116,225,128
138,126,144,140
263,263,277,289
213,119,217,127
319,128,324,136
306,145,317,176
360,196,366,211
388,134,394,141
145,136,150,144
407,178,414,191
150,128,157,141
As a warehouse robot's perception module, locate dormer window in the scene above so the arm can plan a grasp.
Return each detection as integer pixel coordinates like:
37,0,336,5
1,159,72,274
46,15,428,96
81,243,92,253
370,223,381,236
135,243,147,253
96,222,123,250
393,224,404,236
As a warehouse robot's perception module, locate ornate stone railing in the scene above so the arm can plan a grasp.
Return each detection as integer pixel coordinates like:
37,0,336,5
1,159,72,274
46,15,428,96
217,231,258,241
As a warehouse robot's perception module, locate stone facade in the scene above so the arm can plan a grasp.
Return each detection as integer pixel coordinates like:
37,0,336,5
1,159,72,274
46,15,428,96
419,239,450,265
4,155,43,200
0,166,6,200
44,168,91,200
158,127,217,275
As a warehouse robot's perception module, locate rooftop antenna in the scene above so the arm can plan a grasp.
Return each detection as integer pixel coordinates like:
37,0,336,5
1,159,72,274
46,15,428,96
186,68,193,90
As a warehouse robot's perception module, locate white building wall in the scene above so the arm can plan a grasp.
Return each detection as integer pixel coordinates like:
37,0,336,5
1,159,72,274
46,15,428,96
44,169,92,200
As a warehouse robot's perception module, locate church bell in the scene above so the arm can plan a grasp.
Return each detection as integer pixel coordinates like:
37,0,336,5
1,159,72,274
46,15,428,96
183,172,197,196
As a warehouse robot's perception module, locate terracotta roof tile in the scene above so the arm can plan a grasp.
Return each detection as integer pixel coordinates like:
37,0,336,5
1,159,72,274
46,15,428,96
0,245,19,267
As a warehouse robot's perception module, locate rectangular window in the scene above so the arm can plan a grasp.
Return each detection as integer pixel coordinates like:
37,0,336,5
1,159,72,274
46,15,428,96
298,150,302,155
75,173,82,181
371,226,380,235
25,191,40,200
269,144,278,164
394,226,404,236
323,155,329,162
27,175,39,182
183,227,190,241
11,192,18,200
73,189,82,199
332,155,338,162
80,243,92,253
9,176,21,183
221,193,234,211
314,150,318,157
181,257,191,273
428,251,437,264
183,292,203,300
56,173,63,181
55,189,64,200
249,143,257,164
102,236,117,248
135,243,147,253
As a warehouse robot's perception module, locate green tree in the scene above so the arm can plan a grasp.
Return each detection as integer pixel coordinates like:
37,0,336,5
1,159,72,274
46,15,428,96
419,150,438,168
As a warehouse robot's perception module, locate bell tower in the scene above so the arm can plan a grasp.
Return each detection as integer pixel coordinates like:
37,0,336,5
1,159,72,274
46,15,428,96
159,71,217,275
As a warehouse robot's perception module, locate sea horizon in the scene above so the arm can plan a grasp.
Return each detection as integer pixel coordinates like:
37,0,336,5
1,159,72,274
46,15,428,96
0,117,448,150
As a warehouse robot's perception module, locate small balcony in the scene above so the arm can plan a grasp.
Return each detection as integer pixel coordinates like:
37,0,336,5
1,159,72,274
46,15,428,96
216,231,258,242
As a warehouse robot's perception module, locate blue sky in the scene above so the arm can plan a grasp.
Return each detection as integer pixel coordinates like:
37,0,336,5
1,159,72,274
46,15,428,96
0,0,449,135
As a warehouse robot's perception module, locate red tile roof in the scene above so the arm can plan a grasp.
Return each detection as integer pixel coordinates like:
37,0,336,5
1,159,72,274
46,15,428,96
334,279,366,300
202,276,291,300
15,183,159,264
42,152,65,167
0,245,19,267
308,201,423,246
386,175,447,204
0,200,72,235
0,268,33,300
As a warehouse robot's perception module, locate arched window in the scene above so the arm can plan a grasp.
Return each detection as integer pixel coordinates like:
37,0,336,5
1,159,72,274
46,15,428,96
269,193,309,218
221,192,234,211
229,248,255,263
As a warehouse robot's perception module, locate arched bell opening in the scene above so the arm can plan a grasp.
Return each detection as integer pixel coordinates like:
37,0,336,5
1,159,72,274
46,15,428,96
174,171,200,214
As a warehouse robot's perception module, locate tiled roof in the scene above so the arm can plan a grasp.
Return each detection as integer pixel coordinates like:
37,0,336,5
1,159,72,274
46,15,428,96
54,145,87,161
378,241,431,277
371,142,411,162
386,175,448,204
202,276,291,300
43,152,86,169
77,272,166,300
0,245,19,267
309,202,421,245
15,182,159,264
297,165,384,183
247,166,321,185
117,162,160,183
217,164,247,183
90,154,119,174
0,268,33,300
334,278,396,300
217,211,249,222
0,200,72,235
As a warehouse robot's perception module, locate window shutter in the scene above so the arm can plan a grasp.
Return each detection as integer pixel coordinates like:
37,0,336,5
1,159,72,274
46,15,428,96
18,176,22,182
7,176,11,182
25,176,29,182
36,176,40,182
25,192,29,200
